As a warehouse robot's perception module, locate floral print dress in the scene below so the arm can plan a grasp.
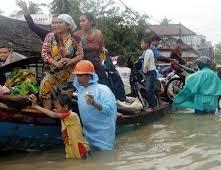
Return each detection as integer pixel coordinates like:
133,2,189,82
40,33,83,100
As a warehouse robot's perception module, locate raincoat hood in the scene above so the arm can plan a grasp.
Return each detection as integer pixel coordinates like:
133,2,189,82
193,56,211,69
72,73,99,92
73,72,117,151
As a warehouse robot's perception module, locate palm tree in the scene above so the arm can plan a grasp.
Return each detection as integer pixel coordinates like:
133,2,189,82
160,17,172,25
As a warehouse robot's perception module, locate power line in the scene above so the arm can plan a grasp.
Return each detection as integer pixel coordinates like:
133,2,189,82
117,0,171,48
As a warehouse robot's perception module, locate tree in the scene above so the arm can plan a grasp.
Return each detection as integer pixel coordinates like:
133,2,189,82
11,1,42,17
28,1,43,14
50,0,150,58
50,0,73,14
160,17,171,25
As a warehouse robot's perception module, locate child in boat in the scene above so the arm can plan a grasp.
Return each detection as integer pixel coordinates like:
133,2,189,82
115,55,131,95
140,37,157,112
29,93,90,159
0,44,11,85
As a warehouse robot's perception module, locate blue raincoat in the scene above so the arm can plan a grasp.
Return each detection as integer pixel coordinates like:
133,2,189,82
73,73,117,151
173,67,221,112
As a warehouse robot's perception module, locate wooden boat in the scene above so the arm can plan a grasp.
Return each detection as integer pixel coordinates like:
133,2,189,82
0,16,171,151
0,95,170,151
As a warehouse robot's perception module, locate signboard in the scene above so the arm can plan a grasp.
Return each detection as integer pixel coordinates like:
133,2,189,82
30,14,52,25
13,14,52,25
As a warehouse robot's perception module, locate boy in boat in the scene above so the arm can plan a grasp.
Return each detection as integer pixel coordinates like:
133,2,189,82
140,37,158,111
115,55,131,95
0,45,11,67
29,93,90,159
0,45,10,85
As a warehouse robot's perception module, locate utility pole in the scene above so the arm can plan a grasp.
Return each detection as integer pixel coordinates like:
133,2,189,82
179,22,182,39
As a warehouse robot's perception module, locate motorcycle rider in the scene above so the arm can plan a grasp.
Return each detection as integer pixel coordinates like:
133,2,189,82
173,56,221,114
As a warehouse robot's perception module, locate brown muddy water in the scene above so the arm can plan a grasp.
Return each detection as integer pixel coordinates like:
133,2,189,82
1,109,221,170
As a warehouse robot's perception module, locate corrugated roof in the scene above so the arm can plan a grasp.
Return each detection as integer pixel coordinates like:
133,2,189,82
147,24,196,36
158,36,199,55
0,15,45,54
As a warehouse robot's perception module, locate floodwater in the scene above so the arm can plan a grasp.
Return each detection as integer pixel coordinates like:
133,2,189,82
1,109,221,170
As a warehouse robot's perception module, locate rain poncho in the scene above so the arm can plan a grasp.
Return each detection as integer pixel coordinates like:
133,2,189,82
73,73,117,151
173,67,221,111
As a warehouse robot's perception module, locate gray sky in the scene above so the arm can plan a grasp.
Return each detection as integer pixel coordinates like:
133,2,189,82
1,0,221,44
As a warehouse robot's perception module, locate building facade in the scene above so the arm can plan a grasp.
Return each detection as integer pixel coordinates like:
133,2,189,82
147,24,214,59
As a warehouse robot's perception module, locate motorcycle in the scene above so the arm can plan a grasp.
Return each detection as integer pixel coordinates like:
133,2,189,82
163,60,196,102
128,58,159,108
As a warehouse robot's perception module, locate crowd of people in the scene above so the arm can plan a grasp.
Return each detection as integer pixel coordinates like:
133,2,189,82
0,0,220,160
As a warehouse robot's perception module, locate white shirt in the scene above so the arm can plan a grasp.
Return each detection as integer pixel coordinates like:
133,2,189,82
142,49,156,74
116,66,132,95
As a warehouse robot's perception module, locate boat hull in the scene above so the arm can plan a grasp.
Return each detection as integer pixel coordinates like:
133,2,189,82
0,104,170,151
0,122,62,151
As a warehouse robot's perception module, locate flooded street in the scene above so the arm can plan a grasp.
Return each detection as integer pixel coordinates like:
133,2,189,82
1,110,221,170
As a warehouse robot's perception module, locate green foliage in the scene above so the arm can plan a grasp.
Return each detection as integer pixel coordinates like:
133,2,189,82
210,60,217,71
50,0,150,60
50,0,72,14
28,1,43,14
96,16,147,59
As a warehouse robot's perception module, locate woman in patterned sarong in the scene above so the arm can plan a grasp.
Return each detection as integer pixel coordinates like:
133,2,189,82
40,14,83,110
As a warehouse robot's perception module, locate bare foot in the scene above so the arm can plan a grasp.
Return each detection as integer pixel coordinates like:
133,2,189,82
160,101,169,106
145,107,156,112
117,112,124,117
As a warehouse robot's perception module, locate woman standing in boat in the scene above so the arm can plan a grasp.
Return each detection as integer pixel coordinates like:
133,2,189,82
74,13,108,85
40,14,83,110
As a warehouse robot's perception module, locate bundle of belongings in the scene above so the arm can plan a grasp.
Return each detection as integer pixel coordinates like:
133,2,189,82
4,68,39,96
117,96,143,113
0,52,39,96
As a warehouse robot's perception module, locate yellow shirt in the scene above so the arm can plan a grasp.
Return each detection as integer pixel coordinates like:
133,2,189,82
61,111,90,159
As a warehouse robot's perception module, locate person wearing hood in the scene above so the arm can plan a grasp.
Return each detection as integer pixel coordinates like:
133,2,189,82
40,14,84,110
173,56,221,114
72,60,117,151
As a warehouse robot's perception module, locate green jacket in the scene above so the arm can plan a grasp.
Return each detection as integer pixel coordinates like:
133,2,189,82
173,67,221,111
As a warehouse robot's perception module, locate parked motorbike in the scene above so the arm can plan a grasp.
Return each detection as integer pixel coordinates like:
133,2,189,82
128,58,159,108
163,60,196,102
